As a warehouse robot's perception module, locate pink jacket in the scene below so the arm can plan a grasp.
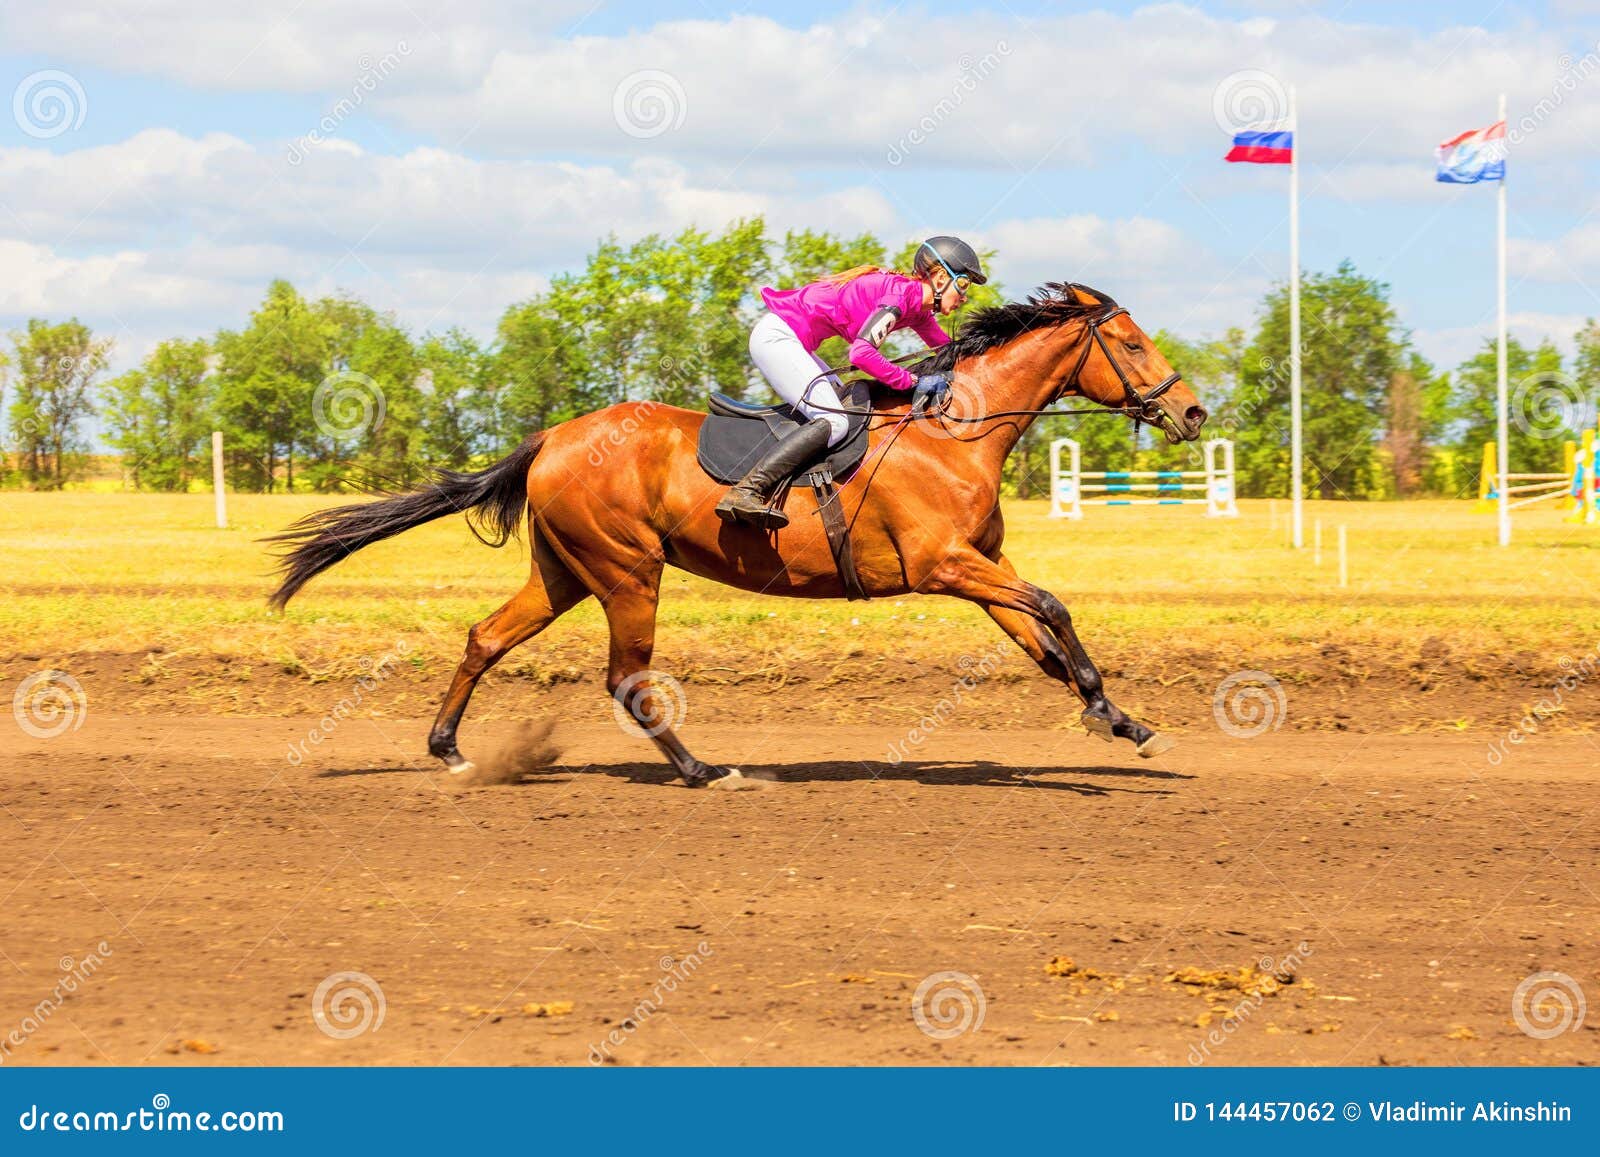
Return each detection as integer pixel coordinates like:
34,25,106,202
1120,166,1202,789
760,271,950,391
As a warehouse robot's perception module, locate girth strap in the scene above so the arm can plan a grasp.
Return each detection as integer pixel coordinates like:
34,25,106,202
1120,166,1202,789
806,468,869,602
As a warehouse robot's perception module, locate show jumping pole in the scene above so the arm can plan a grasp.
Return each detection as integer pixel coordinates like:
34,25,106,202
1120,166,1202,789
1495,91,1510,547
1289,84,1304,550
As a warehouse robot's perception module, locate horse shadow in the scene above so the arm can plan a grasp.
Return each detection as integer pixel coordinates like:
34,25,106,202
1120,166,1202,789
317,758,1191,796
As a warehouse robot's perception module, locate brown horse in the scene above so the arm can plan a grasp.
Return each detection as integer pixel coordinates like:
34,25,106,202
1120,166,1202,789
268,283,1208,785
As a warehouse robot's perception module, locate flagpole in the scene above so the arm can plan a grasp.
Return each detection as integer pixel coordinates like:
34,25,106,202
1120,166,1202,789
1495,91,1510,547
1289,84,1304,549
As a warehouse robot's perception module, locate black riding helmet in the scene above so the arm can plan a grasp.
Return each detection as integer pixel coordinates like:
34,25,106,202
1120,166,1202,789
913,235,988,288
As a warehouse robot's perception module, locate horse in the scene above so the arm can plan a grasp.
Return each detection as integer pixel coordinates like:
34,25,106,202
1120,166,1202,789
267,282,1209,786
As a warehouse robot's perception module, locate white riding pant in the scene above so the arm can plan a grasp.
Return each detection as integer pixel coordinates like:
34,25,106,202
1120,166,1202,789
748,312,851,446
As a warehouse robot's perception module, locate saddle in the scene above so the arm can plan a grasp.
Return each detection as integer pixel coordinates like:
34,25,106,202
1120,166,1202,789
696,383,872,601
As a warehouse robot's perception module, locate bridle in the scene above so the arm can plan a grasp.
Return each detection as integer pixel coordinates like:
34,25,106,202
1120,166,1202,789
1059,303,1183,435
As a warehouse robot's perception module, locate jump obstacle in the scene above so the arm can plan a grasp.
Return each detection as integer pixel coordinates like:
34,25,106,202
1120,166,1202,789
1476,426,1600,525
1049,438,1239,519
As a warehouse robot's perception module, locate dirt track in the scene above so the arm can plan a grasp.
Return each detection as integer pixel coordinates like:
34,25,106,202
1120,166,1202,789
4,716,1598,1066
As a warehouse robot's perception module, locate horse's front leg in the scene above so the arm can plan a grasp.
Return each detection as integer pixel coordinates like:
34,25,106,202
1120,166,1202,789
926,551,1174,757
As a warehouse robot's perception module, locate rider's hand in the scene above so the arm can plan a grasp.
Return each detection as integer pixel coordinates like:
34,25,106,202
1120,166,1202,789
912,372,951,412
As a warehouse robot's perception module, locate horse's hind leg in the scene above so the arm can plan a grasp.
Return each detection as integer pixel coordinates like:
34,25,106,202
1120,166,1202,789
573,557,737,787
427,530,587,773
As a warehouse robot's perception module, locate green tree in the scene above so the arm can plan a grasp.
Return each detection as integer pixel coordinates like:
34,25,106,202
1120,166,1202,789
103,338,214,491
6,319,111,489
416,329,490,468
306,295,422,490
491,293,586,452
1449,337,1569,495
213,280,334,492
1575,318,1600,428
1232,262,1406,499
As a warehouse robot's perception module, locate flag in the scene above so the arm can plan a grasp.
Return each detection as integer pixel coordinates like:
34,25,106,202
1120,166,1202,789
1436,121,1506,183
1225,124,1293,164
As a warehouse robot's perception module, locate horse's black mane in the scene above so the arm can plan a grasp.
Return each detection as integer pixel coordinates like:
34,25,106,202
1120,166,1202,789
908,281,1116,376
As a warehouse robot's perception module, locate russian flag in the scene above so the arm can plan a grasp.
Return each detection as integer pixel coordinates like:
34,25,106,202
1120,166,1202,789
1225,124,1293,165
1436,121,1506,183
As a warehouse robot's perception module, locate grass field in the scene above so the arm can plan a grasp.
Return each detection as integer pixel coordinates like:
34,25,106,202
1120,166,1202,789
3,490,1597,731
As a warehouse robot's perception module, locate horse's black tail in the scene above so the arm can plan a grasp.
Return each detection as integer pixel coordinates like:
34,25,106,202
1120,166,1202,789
266,434,542,610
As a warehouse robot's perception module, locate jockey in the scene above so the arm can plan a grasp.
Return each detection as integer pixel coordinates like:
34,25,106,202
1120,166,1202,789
714,235,987,529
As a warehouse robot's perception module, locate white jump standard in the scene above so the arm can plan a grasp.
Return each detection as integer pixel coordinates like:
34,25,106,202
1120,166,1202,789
1049,438,1239,519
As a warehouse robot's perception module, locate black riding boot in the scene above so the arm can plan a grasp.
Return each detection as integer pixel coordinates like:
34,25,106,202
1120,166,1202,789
714,417,833,530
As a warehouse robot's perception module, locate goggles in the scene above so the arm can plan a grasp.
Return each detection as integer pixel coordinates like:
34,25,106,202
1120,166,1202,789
921,244,973,297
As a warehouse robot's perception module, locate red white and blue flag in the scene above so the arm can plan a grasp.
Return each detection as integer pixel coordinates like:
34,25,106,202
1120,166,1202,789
1435,121,1506,183
1224,123,1293,165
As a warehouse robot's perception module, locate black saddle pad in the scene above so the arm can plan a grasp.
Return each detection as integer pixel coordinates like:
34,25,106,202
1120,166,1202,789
696,381,872,484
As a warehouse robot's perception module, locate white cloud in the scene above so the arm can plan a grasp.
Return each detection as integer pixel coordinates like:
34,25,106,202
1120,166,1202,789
0,131,899,366
0,0,591,93
1511,223,1600,289
358,10,1600,181
983,214,1264,336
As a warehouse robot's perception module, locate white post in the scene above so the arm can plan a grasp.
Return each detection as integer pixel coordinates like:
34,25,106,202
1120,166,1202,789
211,430,227,529
1338,524,1348,588
1495,91,1510,547
1289,84,1304,550
1049,438,1083,520
1204,438,1238,517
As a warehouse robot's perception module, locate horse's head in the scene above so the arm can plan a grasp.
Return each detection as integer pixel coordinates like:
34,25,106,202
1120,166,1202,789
1048,284,1207,444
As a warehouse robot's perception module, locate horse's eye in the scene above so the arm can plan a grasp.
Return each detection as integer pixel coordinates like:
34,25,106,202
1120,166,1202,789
1123,341,1142,353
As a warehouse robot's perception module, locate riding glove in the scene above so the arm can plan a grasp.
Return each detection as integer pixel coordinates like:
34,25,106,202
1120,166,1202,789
913,372,951,411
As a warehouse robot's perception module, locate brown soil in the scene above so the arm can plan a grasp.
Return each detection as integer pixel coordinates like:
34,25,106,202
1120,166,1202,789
4,715,1597,1066
0,636,1586,737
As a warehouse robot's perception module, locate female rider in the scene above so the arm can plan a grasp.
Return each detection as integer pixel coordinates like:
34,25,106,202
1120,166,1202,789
714,235,987,529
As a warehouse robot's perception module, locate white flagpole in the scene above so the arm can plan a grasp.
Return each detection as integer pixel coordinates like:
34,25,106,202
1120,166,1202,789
1289,85,1304,549
1495,91,1510,547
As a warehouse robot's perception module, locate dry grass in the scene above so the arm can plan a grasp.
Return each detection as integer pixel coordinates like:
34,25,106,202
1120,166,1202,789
1,490,1595,726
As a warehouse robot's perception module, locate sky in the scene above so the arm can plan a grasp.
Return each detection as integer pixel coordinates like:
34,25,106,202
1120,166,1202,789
3,0,1599,378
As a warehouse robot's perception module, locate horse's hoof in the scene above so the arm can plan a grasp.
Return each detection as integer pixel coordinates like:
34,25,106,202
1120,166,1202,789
1080,710,1116,743
443,754,477,776
1136,733,1176,759
705,768,752,791
684,764,744,789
